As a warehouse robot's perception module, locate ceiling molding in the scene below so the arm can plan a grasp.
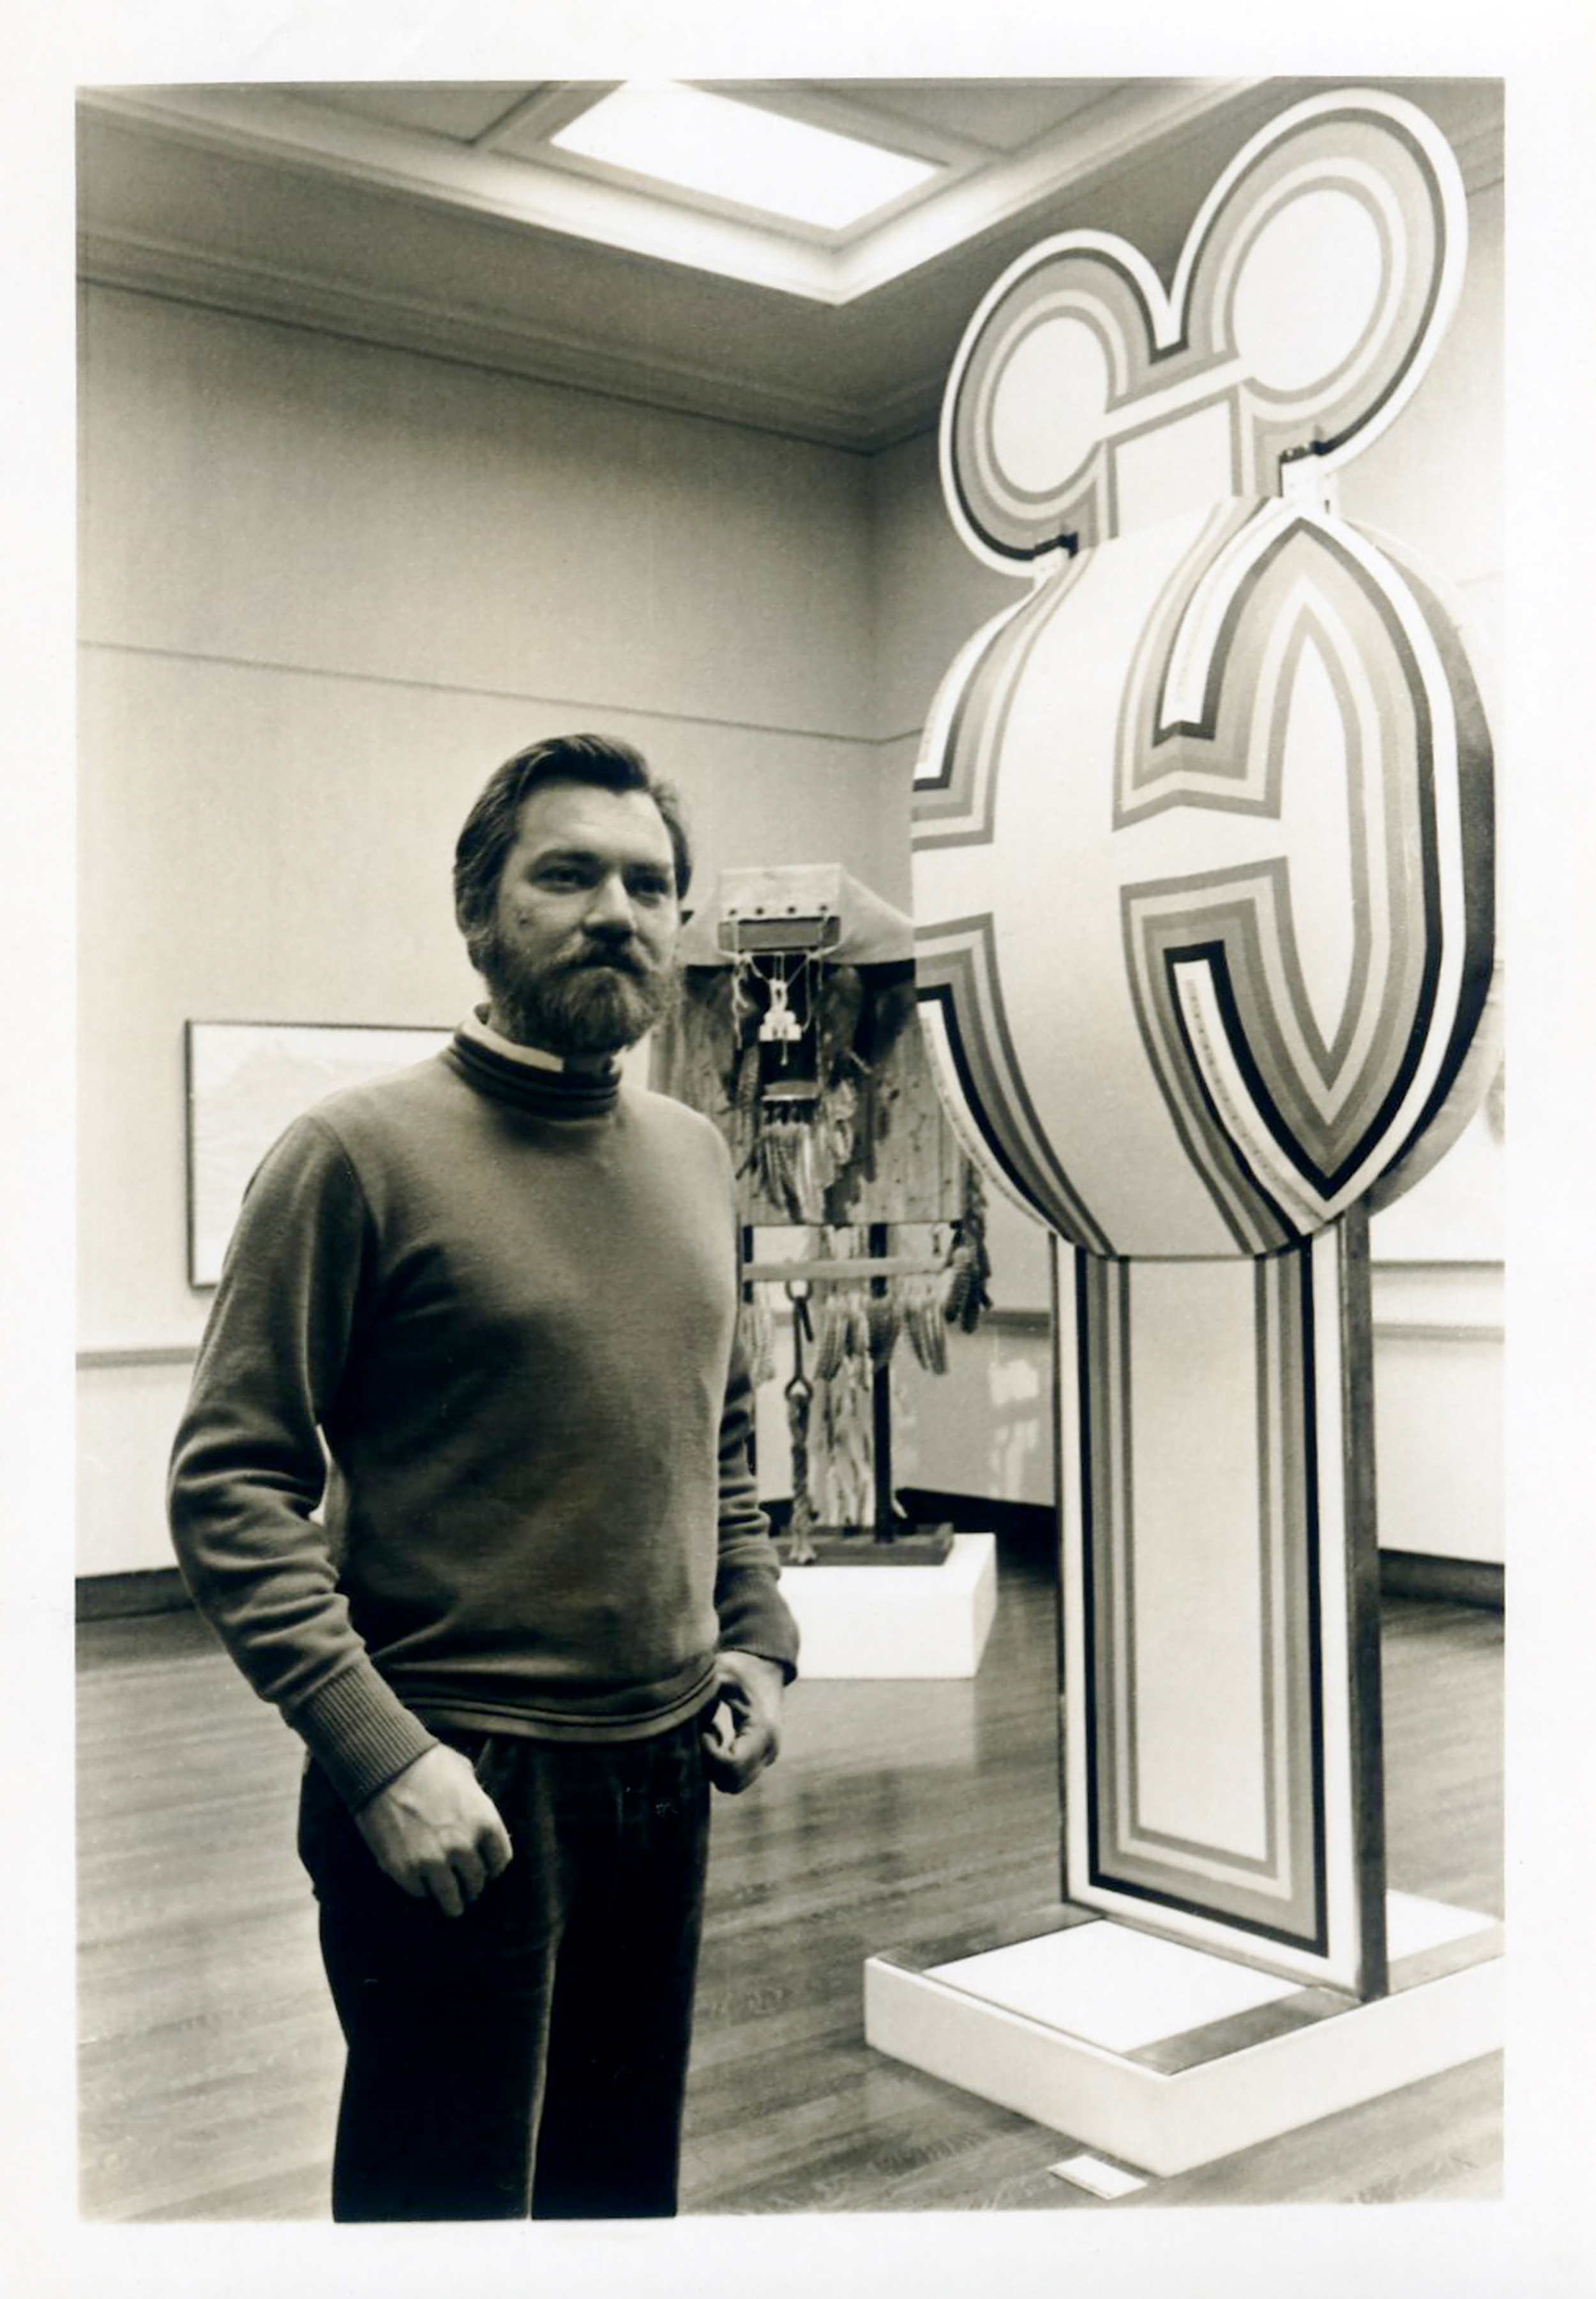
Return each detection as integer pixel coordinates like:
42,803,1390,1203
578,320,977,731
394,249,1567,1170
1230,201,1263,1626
694,79,998,169
77,229,890,453
468,84,600,153
1448,116,1505,195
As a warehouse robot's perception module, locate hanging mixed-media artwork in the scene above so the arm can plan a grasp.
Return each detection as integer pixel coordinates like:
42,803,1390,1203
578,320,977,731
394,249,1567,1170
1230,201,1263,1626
909,91,1495,1996
652,863,991,1565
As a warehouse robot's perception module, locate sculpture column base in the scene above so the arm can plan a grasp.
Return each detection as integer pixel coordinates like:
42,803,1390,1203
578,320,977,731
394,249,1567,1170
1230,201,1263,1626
863,1894,1500,2180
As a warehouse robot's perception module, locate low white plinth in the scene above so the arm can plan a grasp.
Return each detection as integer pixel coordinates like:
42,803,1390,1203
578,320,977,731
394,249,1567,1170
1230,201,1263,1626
864,1893,1502,2180
779,1532,997,1678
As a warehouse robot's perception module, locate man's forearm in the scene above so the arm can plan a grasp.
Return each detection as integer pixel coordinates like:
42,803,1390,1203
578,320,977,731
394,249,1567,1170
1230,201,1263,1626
169,1113,435,1805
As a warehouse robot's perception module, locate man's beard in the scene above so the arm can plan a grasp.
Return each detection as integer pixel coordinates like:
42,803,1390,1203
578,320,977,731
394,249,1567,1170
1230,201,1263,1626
479,924,682,1058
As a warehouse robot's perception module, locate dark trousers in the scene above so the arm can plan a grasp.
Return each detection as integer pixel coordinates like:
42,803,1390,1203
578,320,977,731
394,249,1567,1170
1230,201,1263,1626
296,1714,711,2222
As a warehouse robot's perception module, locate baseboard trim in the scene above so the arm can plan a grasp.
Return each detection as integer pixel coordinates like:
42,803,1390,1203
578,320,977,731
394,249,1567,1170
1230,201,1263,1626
894,1494,1505,1604
1378,1550,1503,1611
76,1566,195,1621
764,1489,1060,1551
891,1489,1057,1545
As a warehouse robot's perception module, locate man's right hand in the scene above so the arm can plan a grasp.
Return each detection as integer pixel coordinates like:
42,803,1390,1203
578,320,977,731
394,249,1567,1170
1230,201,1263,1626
354,1744,513,1917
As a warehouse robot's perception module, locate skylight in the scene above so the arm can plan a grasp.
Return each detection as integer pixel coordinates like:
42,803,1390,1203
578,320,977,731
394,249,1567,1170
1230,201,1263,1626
550,84,940,232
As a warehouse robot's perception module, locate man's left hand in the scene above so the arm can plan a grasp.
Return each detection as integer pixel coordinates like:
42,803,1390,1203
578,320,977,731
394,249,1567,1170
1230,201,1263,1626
701,1650,785,1793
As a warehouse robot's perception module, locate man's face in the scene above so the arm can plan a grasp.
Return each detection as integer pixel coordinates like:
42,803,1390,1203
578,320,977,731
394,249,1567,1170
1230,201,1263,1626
477,779,683,1057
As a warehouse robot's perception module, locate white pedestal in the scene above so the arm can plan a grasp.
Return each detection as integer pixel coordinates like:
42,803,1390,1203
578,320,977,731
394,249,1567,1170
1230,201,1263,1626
779,1532,997,1678
864,1892,1502,2180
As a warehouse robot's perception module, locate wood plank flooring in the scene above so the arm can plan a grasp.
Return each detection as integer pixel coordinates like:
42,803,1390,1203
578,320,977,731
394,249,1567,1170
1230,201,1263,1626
75,1545,1503,2220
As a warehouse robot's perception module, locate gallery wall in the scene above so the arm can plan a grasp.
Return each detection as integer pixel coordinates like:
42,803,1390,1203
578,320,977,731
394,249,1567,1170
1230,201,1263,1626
77,284,890,1574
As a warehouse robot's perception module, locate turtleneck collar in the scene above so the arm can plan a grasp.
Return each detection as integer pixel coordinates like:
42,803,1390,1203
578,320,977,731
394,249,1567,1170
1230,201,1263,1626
447,1011,621,1119
457,1006,619,1079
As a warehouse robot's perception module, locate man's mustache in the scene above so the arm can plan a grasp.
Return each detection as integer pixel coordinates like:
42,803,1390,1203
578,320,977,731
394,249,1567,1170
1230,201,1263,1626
570,937,651,977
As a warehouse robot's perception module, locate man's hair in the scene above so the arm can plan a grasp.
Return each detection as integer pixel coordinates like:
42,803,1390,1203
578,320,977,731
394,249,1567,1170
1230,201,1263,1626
453,733,692,964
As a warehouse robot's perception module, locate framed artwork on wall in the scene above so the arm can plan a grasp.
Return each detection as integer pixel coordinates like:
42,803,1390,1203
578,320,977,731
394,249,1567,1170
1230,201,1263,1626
184,1019,452,1288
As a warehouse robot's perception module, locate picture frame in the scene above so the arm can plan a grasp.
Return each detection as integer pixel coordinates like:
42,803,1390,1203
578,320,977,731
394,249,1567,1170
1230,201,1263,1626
184,1019,453,1288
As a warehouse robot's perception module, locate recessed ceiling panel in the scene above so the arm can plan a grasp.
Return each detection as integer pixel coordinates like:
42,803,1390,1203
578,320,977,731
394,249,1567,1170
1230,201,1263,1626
285,82,545,144
545,82,942,231
847,77,1131,153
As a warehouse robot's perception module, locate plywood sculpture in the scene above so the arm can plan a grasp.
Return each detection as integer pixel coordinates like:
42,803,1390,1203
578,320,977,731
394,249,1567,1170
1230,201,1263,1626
867,91,1500,2167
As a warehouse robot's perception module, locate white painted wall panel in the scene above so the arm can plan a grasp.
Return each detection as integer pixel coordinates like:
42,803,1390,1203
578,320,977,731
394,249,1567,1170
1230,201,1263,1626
77,289,888,1574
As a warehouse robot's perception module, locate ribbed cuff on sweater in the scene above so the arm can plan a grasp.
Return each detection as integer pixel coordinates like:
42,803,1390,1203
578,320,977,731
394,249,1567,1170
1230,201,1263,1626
291,1658,440,1811
716,1563,800,1684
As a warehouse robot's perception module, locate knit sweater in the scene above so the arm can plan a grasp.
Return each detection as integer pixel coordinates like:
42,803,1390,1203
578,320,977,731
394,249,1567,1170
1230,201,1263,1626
169,1029,797,1811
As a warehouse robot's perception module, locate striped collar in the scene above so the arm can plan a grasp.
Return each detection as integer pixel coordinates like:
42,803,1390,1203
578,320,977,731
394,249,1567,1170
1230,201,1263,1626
457,1006,619,1082
448,1011,622,1119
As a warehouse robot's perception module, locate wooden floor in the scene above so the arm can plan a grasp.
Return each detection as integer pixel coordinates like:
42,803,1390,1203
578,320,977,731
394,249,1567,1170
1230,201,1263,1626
76,1542,1503,2220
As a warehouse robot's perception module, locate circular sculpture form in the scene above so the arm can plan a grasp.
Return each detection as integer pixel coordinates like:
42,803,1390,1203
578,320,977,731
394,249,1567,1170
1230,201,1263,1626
914,492,1495,1259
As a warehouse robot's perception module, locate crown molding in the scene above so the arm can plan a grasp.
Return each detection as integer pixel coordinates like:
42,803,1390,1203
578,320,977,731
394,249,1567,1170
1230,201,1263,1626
77,230,887,452
1449,114,1505,195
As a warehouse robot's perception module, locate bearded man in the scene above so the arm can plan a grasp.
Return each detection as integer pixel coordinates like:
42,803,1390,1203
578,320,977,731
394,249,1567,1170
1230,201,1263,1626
169,733,797,2222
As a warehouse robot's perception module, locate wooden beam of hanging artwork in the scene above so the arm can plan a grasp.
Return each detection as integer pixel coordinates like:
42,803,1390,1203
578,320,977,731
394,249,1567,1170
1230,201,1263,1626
910,90,1494,1998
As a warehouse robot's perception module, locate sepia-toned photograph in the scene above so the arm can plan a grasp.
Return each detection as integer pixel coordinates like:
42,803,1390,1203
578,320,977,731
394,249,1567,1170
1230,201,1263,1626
10,7,1593,2295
